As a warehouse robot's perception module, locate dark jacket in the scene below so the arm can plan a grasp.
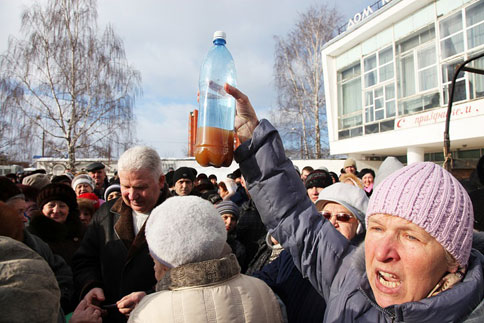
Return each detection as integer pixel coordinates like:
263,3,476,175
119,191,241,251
72,186,170,323
227,232,246,268
230,184,249,206
253,250,325,323
236,199,267,272
28,211,85,267
24,229,74,313
246,233,283,275
235,119,484,322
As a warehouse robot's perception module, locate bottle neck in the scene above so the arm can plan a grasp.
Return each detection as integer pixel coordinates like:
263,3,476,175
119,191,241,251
213,38,226,46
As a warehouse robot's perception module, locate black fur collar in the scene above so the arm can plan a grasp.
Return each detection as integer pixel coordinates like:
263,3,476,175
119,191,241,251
28,212,82,242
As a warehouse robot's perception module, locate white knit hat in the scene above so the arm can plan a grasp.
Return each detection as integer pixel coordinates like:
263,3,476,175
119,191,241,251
71,174,95,191
146,196,227,268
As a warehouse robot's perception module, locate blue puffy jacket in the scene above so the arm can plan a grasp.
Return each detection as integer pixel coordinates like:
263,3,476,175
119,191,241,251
235,119,484,322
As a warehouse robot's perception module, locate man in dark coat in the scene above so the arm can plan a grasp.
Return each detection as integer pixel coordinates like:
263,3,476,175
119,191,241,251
72,146,170,323
85,162,108,200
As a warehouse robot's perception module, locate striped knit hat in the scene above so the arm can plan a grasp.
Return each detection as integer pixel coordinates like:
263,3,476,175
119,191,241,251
216,201,240,220
366,162,473,266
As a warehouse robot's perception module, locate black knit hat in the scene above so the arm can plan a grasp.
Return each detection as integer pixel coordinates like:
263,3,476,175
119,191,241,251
173,167,196,184
37,183,78,212
0,176,23,202
305,170,332,189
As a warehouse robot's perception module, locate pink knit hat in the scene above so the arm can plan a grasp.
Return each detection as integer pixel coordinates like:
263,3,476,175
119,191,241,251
366,162,473,266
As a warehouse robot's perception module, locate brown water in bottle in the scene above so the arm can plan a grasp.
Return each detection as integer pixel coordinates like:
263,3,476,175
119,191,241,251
194,126,234,167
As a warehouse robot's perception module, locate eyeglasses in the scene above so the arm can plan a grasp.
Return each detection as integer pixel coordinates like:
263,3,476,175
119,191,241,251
321,211,354,222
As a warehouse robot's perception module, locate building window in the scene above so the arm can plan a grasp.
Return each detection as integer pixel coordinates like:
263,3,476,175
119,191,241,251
466,0,484,50
397,26,440,116
440,0,484,104
470,55,484,98
364,84,396,120
338,62,363,139
442,59,466,104
362,45,396,135
331,0,484,144
440,12,464,59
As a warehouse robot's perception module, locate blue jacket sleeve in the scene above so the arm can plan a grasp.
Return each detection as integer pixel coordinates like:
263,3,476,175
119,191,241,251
234,119,354,299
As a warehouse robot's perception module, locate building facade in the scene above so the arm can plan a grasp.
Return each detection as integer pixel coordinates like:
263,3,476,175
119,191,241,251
322,0,484,168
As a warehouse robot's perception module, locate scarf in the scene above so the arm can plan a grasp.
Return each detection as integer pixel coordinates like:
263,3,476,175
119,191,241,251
427,266,466,297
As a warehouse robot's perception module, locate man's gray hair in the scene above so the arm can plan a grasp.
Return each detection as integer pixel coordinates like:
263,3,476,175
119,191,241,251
118,146,163,179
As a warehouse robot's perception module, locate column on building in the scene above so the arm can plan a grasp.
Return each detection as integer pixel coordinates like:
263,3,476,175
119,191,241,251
407,147,424,164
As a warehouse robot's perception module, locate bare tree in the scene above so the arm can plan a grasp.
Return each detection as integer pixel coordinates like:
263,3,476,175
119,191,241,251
273,4,341,159
0,0,140,170
0,82,36,161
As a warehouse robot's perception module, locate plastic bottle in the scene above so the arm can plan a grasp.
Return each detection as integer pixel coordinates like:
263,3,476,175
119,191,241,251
194,31,237,167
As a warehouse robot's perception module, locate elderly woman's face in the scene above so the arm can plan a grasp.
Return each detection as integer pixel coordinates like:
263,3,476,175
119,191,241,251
365,214,457,308
42,200,69,223
75,183,93,196
320,202,358,240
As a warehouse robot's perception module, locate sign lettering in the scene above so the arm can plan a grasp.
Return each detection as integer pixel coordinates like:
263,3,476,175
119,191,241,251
347,0,394,31
395,102,484,130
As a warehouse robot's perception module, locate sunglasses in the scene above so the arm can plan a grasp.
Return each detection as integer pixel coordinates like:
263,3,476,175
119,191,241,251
321,211,354,222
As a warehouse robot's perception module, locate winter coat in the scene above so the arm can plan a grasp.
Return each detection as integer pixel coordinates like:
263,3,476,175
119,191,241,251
28,211,85,267
128,253,284,323
230,184,249,206
23,230,74,313
236,198,267,272
246,233,283,275
253,249,326,323
72,186,170,323
235,119,484,322
0,236,61,323
227,232,246,267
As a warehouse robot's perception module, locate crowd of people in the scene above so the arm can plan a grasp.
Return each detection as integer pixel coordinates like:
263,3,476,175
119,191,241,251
1,83,484,322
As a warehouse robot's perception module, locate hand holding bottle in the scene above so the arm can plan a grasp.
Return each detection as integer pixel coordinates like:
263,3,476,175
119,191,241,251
224,84,259,144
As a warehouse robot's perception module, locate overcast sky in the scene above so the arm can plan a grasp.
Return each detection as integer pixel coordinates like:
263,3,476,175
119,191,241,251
0,0,375,158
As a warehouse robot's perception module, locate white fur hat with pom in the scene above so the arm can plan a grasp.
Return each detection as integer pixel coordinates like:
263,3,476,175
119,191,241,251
146,196,227,268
